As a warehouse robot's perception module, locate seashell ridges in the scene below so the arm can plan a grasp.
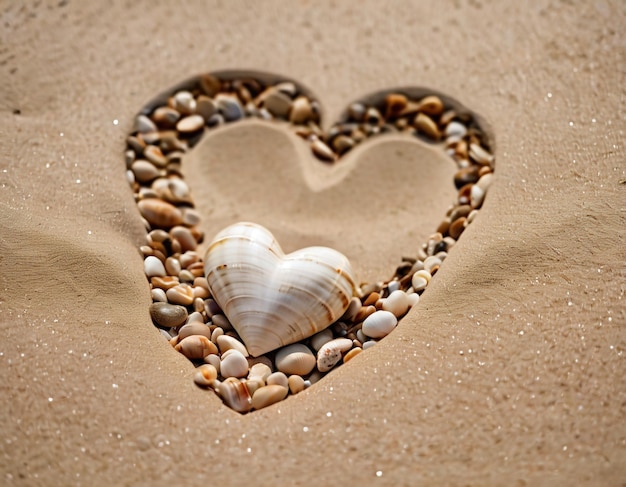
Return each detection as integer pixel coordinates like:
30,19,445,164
205,222,356,357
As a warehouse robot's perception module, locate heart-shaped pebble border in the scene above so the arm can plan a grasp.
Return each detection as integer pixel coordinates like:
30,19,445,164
128,70,495,413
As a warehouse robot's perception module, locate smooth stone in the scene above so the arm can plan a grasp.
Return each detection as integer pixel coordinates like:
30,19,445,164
275,344,316,376
380,290,410,318
263,89,292,118
172,91,196,115
176,114,205,133
311,138,336,162
289,96,313,124
138,199,183,229
316,338,352,372
288,375,305,394
144,255,166,277
215,94,244,121
362,310,397,339
248,363,272,382
151,288,167,302
343,347,362,364
469,143,494,166
132,160,161,183
251,385,288,410
133,114,157,134
165,256,182,276
417,95,444,115
152,106,181,127
166,284,195,306
220,349,249,379
266,371,289,389
177,322,212,341
170,226,197,252
149,302,188,328
196,95,217,121
217,334,249,357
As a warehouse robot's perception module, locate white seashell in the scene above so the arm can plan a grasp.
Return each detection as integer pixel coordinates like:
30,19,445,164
251,385,289,410
216,334,249,357
220,349,249,378
275,344,316,376
380,290,410,318
316,338,353,372
204,222,356,356
362,310,397,339
217,377,252,413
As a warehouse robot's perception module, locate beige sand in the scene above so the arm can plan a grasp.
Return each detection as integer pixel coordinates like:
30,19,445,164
1,1,624,485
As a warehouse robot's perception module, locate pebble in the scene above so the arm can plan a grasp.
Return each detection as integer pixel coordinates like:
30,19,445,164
362,310,397,339
289,96,313,124
220,349,249,378
151,288,167,302
177,322,212,341
176,115,205,133
311,138,336,162
196,95,217,121
288,374,306,394
149,302,188,328
417,95,444,115
248,363,272,382
266,371,289,388
310,329,334,351
138,199,183,229
275,344,316,376
252,385,288,410
132,160,162,183
263,89,293,118
217,334,250,357
152,106,181,127
449,216,467,239
380,290,410,318
166,284,195,306
343,347,362,364
144,255,166,277
170,226,197,252
172,91,196,115
215,94,244,121
414,112,441,140
134,114,157,134
317,338,352,372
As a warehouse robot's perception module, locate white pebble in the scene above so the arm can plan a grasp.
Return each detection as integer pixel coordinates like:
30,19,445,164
144,256,166,277
220,350,249,378
362,310,397,339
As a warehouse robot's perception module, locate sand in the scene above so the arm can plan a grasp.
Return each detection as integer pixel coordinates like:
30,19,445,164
1,1,624,485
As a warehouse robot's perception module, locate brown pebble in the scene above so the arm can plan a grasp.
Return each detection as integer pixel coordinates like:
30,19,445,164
289,96,313,124
331,134,355,155
196,95,217,121
144,145,168,168
384,93,408,119
263,89,293,118
149,302,188,328
454,167,480,189
170,226,197,252
363,292,381,307
199,74,221,97
311,139,336,162
414,112,441,140
343,347,362,364
150,276,180,290
449,217,467,239
417,95,444,115
166,284,195,306
138,199,183,228
178,322,212,341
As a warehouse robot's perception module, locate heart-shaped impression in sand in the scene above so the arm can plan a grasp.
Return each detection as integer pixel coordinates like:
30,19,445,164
130,70,495,413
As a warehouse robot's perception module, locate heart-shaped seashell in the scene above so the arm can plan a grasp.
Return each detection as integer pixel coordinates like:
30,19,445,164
204,222,356,357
